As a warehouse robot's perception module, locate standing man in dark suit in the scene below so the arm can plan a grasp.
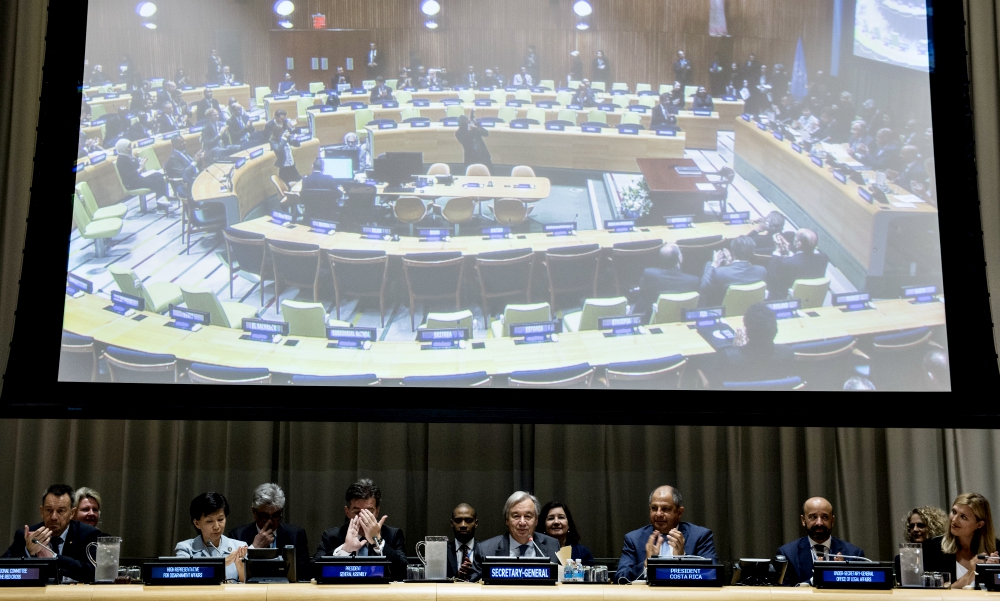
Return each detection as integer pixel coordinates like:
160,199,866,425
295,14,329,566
447,503,482,581
615,486,717,583
699,236,767,306
673,51,693,87
367,43,384,80
741,53,761,85
777,497,865,585
766,229,829,299
228,483,310,581
709,55,727,97
592,50,611,85
638,244,700,310
314,479,407,581
2,484,102,583
524,45,540,84
208,49,223,84
476,492,562,565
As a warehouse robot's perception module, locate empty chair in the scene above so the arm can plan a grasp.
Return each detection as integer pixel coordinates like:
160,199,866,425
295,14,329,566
508,363,594,388
255,87,272,106
109,265,182,314
385,78,398,90
339,182,380,230
72,194,122,259
514,90,532,103
659,84,672,95
281,300,349,337
440,197,475,234
497,107,518,123
526,108,547,123
567,80,582,92
562,297,628,333
556,91,575,106
492,198,531,226
790,277,830,308
539,79,556,90
394,90,412,104
76,181,127,220
59,332,97,382
187,363,271,385
557,109,579,124
721,376,804,391
611,96,630,109
182,198,227,254
427,163,451,176
223,228,271,303
327,249,390,326
446,105,467,118
400,107,422,121
458,90,476,103
722,281,767,317
103,346,178,383
638,96,657,108
704,166,735,213
605,355,687,389
511,165,536,178
792,336,858,391
866,326,934,391
466,163,491,177
475,248,535,318
180,285,259,329
419,310,474,332
636,83,652,93
611,82,630,93
608,239,665,297
620,112,643,126
490,302,551,338
676,235,726,277
268,240,323,309
402,372,492,387
590,81,606,92
586,110,608,125
402,252,465,330
309,82,324,94
290,374,380,386
650,292,700,324
496,90,514,104
394,196,431,235
354,108,375,135
543,244,601,310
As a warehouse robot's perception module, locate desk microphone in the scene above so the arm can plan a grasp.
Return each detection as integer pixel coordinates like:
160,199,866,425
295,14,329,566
571,214,578,232
527,536,546,559
818,555,873,563
30,539,57,557
206,163,228,184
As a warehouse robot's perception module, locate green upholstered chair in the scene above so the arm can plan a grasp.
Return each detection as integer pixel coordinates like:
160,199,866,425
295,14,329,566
180,285,259,329
72,195,122,258
562,297,628,333
76,181,127,220
109,265,183,314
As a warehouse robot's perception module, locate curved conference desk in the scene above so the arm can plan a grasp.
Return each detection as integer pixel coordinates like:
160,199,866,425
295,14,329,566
85,84,253,114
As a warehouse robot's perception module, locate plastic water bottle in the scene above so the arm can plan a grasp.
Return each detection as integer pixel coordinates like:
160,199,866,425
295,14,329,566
574,559,584,582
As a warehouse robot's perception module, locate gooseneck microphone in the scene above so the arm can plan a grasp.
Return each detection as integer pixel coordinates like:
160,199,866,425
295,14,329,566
818,554,873,563
527,536,545,558
30,538,57,557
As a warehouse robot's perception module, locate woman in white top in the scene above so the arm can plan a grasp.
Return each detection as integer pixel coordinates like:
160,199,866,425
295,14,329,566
923,492,999,588
174,492,248,582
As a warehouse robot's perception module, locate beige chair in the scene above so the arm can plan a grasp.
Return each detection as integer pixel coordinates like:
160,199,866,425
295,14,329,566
557,109,579,124
254,87,271,106
180,285,259,329
563,297,628,333
72,195,122,259
659,84,673,95
309,82,324,94
400,107,422,121
427,163,451,176
497,106,518,123
135,147,163,171
354,108,375,135
556,91,574,106
650,292,700,324
590,81,606,92
281,300,350,338
540,79,556,90
636,83,652,93
621,112,642,125
490,303,551,338
611,95,630,109
568,80,582,91
466,164,491,177
76,181,127,220
493,198,531,225
611,82,630,93
419,310,474,332
494,90,512,104
386,78,398,90
586,110,608,125
526,107,547,123
458,90,476,104
790,277,831,309
514,89,532,103
440,197,475,235
604,355,688,389
394,90,412,105
394,196,430,235
722,281,767,317
109,265,182,314
638,97,657,109
511,165,536,178
446,105,467,118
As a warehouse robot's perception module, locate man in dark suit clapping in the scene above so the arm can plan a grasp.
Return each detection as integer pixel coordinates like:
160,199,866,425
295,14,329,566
638,244,700,311
447,503,482,581
778,497,865,585
228,483,310,581
766,228,829,299
699,236,767,307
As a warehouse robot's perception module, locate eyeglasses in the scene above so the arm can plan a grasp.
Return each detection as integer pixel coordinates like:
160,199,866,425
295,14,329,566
255,510,283,521
906,522,927,530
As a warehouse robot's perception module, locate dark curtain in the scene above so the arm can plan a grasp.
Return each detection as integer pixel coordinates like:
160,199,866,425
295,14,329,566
1,420,998,565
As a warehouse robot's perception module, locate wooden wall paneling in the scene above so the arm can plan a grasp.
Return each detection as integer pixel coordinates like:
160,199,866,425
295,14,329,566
268,30,371,91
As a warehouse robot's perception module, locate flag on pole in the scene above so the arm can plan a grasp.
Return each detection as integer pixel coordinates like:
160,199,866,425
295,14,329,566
790,37,809,102
709,0,728,36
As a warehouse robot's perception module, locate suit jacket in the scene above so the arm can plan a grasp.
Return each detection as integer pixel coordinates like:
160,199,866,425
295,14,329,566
512,73,533,88
699,260,767,307
456,126,492,166
193,98,221,122
692,95,715,111
446,538,483,581
571,88,597,108
766,251,829,299
201,121,227,152
920,535,1000,582
592,58,611,83
227,114,255,145
895,161,927,192
313,523,407,581
475,531,562,569
777,536,865,585
615,523,717,582
369,85,394,104
277,81,297,95
673,59,693,84
862,142,901,171
175,534,248,582
157,112,180,133
228,522,310,581
639,267,700,310
2,520,102,583
164,149,198,192
650,104,677,129
116,153,148,190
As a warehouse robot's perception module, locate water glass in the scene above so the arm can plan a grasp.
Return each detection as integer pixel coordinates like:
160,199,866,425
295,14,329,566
939,572,951,588
583,566,593,582
407,565,425,580
593,565,608,583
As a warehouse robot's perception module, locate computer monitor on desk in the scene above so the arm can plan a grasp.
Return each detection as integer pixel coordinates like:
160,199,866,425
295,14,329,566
374,151,423,192
320,156,355,180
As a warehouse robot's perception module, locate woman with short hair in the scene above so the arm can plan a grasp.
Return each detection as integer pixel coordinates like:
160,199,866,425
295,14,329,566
174,492,248,582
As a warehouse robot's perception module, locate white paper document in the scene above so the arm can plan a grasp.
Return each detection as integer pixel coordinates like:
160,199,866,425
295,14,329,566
697,183,717,191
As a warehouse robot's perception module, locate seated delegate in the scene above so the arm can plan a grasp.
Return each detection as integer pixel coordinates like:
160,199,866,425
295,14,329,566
477,491,561,563
637,243,700,311
922,492,1000,588
174,492,248,583
538,501,594,565
708,303,795,385
227,483,310,580
777,496,864,586
447,503,482,581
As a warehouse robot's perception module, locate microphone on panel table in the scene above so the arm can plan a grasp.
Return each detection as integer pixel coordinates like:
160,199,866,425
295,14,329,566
527,536,546,559
817,554,873,563
30,538,57,557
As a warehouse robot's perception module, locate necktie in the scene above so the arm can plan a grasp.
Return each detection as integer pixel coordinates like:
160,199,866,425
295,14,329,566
517,543,529,557
50,535,63,555
459,543,470,562
814,544,826,560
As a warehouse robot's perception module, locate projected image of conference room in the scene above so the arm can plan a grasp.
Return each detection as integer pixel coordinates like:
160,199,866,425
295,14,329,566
63,0,947,389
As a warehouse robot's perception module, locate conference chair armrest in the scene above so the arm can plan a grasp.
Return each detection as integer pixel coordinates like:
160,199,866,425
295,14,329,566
851,348,871,361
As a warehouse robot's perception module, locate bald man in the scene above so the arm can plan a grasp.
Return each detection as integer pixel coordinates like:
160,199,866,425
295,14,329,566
615,486,716,582
777,497,865,585
637,244,700,310
766,228,829,299
447,503,481,581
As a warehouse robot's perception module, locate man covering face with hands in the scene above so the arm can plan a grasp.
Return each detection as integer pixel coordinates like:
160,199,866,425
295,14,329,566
228,483,310,580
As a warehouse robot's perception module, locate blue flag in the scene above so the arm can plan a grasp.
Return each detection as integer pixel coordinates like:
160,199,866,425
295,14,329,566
791,37,809,102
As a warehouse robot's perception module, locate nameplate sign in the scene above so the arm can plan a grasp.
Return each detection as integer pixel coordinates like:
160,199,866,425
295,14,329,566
362,226,393,241
104,93,119,99
611,90,628,96
511,121,530,129
0,559,55,587
544,222,576,237
629,106,648,113
507,100,524,107
756,122,768,131
833,292,872,312
89,153,107,165
618,126,640,135
531,87,548,92
742,114,752,121
136,137,155,148
205,84,220,89
479,86,496,92
665,215,694,229
474,99,493,106
482,559,557,586
411,99,431,107
600,314,645,337
250,148,265,159
813,562,894,590
791,143,803,154
511,321,559,345
270,211,293,226
765,299,801,320
723,96,737,101
722,211,751,225
567,104,583,110
418,228,452,242
189,125,204,133
441,99,461,106
858,187,873,203
233,157,247,169
833,170,848,184
545,123,565,131
418,328,469,350
598,104,616,112
107,291,144,316
693,110,713,117
536,101,556,108
811,156,824,168
410,120,430,128
241,319,288,343
649,565,724,587
377,121,397,129
163,131,181,140
581,125,602,133
73,162,86,174
903,285,938,304
656,129,677,136
685,307,725,327
168,305,210,331
482,226,511,240
380,100,398,108
605,220,635,233
143,559,225,586
66,273,93,298
773,132,784,142
478,120,496,128
428,86,444,91
326,327,376,350
310,220,337,235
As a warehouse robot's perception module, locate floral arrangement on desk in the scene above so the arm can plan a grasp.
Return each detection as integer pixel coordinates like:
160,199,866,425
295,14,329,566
619,178,651,218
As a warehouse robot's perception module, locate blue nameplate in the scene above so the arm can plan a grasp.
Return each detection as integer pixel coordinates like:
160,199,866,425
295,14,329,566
511,321,559,344
506,100,524,107
270,211,293,226
318,106,334,112
567,104,583,110
299,93,314,98
464,182,482,189
402,87,417,92
419,228,452,242
638,90,658,96
722,211,750,225
581,125,602,133
479,120,496,128
410,120,430,128
811,156,824,167
429,86,444,91
598,104,615,112
137,138,155,148
685,307,724,328
105,93,119,99
833,171,848,184
600,314,645,337
765,299,801,320
233,157,247,169
504,87,518,92
251,115,263,121
511,121,529,129
475,99,493,106
147,565,218,582
858,187,873,203
773,132,784,142
326,327,376,349
821,569,886,584
378,121,397,129
295,133,312,142
813,563,894,590
834,292,872,312
0,560,54,586
272,94,289,100
693,110,712,117
346,103,368,110
531,87,547,93
612,90,627,96
453,86,468,91
66,273,93,297
73,163,85,174
482,226,511,240
605,220,635,233
205,84,220,89
189,125,204,133
381,101,398,108
442,99,461,106
89,153,106,165
629,106,648,113
242,318,288,343
163,131,180,140
652,567,720,584
656,130,677,136
168,305,210,331
512,183,534,189
482,561,557,585
618,127,639,135
742,114,752,121
182,86,194,90
362,226,393,240
418,328,469,350
250,148,264,159
311,220,337,235
108,290,144,315
723,96,737,101
665,215,694,228
791,143,802,153
411,99,430,107
903,285,938,304
351,89,366,94
544,223,575,236
318,563,387,583
546,123,565,131
479,87,495,92
756,122,768,131
536,101,555,108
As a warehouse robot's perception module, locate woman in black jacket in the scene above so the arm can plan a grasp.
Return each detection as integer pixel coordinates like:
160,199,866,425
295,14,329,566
922,493,999,588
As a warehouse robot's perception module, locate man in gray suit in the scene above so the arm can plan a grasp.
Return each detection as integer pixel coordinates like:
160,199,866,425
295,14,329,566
475,492,561,569
699,236,767,307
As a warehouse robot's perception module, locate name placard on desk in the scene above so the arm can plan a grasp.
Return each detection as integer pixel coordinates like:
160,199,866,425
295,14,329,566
656,129,677,137
107,291,144,316
512,321,559,345
66,273,93,298
168,305,210,331
605,219,635,233
833,292,871,312
242,319,288,343
600,314,645,337
511,121,530,130
722,211,750,225
419,228,452,242
648,564,724,587
250,148,265,159
362,226,393,241
628,105,648,113
903,285,938,304
142,558,225,586
482,557,557,586
764,299,801,320
410,120,430,128
756,122,768,131
536,101,556,109
773,132,784,142
811,156,825,167
327,327,376,350
858,187,873,203
581,125,602,133
0,559,55,587
665,215,694,229
790,143,803,154
544,222,576,237
507,100,524,107
89,153,107,165
418,328,469,350
833,170,848,184
693,110,713,117
73,162,86,174
411,99,431,107
310,220,337,235
270,211,294,226
137,137,155,148
813,562,894,590
482,226,511,240
545,123,565,131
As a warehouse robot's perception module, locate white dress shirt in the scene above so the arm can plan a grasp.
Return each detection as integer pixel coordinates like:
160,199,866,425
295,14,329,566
508,535,536,557
455,538,475,567
809,537,831,561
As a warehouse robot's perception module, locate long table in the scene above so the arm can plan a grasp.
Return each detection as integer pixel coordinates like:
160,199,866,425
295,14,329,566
85,85,253,114
365,123,684,172
732,118,941,295
290,176,552,203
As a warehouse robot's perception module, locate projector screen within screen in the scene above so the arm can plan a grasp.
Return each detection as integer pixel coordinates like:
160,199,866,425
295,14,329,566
854,0,930,71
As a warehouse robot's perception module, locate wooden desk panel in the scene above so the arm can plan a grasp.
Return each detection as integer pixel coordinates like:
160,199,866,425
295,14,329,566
92,585,266,601
265,584,437,601
180,85,252,109
87,95,132,114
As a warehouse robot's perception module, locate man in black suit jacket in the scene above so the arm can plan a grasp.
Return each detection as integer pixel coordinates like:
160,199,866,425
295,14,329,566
474,492,562,576
192,89,221,124
766,229,829,299
777,497,865,585
369,77,394,104
700,235,767,307
228,483,310,581
447,503,483,581
366,43,385,80
313,479,407,581
650,93,679,129
851,127,901,172
638,243,700,310
741,54,761,85
889,145,927,193
226,103,255,148
164,137,199,199
673,51,693,87
571,80,598,108
2,484,102,583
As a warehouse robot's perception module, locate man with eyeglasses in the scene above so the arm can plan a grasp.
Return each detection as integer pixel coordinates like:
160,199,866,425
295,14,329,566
777,497,865,585
447,503,482,581
228,483,310,580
